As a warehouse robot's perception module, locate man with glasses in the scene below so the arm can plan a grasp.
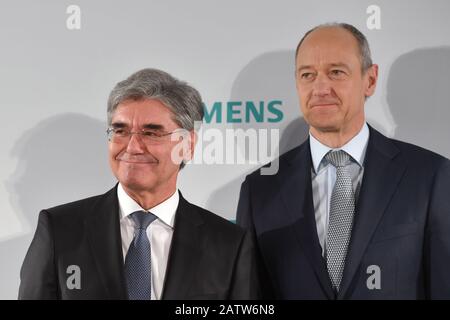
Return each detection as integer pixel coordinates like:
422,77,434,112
19,68,260,300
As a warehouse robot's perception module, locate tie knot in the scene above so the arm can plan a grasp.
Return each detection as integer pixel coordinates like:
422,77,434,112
130,211,157,230
325,150,351,168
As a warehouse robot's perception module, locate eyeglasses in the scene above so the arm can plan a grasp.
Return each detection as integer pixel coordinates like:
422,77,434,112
106,127,186,144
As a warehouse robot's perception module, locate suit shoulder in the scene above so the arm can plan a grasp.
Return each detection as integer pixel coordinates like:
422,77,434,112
43,191,111,219
245,143,305,181
389,138,449,167
184,200,245,237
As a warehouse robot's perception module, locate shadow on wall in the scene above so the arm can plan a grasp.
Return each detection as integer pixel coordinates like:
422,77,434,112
387,47,450,159
1,113,115,299
206,51,310,220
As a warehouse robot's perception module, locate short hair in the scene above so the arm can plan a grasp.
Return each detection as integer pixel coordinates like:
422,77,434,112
107,68,204,169
295,22,373,73
107,68,204,131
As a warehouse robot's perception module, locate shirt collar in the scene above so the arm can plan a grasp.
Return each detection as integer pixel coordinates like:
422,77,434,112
309,122,370,173
117,183,178,228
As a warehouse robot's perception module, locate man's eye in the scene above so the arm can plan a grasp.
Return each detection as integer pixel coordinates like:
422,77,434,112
330,70,345,76
114,129,127,135
142,131,159,137
301,72,313,79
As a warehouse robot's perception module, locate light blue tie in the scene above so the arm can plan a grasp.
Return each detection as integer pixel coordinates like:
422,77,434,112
124,210,157,300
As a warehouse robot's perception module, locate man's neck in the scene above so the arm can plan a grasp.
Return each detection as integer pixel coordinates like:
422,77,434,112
121,184,177,210
310,122,365,148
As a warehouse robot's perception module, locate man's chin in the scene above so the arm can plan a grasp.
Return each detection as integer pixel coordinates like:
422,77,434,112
118,170,158,190
120,179,157,193
308,119,341,133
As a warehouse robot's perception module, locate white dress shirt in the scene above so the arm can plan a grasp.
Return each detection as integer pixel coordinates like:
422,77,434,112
309,123,370,257
118,183,178,300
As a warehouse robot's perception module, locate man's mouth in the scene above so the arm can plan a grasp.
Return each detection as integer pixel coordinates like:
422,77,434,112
116,155,158,164
119,159,157,164
310,102,338,108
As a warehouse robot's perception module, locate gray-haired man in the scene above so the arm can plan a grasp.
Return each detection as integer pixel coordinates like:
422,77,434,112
19,68,260,300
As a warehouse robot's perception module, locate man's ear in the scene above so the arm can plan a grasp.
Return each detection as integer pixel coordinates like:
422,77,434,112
170,129,196,166
185,130,197,162
365,64,379,98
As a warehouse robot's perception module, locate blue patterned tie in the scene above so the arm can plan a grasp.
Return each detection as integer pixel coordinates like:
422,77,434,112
124,210,157,300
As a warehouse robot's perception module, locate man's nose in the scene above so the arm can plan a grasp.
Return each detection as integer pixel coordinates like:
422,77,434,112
312,74,332,96
126,133,146,153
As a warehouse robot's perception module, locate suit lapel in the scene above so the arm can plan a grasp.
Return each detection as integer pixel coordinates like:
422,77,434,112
161,193,204,299
278,140,335,299
338,127,406,299
85,185,128,299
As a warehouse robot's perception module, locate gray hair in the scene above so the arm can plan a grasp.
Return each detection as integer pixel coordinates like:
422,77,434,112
295,22,373,73
107,68,204,130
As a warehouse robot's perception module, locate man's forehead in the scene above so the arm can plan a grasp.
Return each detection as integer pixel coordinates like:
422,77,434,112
297,27,360,58
115,98,168,112
297,30,361,68
113,99,174,119
296,50,360,70
303,26,357,45
111,104,176,129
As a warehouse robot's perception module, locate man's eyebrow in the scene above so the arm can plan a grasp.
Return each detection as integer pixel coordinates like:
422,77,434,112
296,63,351,73
110,122,165,131
111,122,127,128
296,65,313,73
142,123,165,131
329,63,351,70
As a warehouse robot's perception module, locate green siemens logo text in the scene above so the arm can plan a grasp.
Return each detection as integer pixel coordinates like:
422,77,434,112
203,100,284,123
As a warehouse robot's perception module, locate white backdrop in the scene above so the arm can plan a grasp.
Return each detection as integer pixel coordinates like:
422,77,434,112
1,0,449,299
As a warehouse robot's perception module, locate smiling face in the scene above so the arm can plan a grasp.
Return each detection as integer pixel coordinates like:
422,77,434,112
295,26,378,138
108,98,187,195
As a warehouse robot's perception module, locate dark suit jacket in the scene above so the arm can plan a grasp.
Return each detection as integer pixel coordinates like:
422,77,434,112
237,126,450,299
19,187,260,299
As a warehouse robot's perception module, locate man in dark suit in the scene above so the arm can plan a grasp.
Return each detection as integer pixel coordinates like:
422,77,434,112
237,23,450,299
19,68,259,300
